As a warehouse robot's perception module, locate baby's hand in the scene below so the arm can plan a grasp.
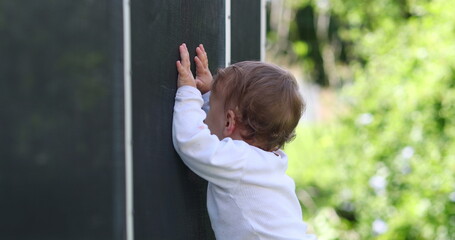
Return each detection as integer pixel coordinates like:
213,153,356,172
194,44,212,94
176,43,196,88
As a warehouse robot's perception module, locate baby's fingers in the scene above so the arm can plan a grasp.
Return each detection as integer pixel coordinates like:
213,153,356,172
200,44,208,66
176,60,196,88
196,44,208,67
176,60,185,74
176,60,191,79
194,56,205,73
179,43,191,68
200,44,207,56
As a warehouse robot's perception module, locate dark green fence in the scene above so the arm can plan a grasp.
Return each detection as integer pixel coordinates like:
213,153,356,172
0,0,263,239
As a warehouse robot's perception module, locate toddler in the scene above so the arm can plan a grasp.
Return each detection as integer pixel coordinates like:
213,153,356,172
173,43,316,240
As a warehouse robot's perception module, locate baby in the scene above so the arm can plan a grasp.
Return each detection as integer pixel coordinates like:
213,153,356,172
173,43,316,240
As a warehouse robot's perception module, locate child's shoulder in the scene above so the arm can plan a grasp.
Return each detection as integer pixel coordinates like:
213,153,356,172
245,146,288,170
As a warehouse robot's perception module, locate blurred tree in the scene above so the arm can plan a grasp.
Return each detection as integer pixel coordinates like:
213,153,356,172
267,0,428,87
279,0,455,239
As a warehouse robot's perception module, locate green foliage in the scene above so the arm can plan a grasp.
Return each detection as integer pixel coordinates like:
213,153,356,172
284,0,455,239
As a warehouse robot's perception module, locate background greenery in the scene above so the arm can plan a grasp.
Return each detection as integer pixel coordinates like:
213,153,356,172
268,0,455,239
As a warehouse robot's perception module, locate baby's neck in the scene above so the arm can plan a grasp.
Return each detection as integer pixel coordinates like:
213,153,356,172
225,129,272,152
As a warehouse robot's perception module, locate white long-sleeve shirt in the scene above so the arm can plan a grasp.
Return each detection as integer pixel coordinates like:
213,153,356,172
172,86,316,240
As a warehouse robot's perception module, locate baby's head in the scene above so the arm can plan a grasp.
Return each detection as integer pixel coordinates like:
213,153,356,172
205,61,305,151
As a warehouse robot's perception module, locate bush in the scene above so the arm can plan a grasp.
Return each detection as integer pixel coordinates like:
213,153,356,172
284,0,455,239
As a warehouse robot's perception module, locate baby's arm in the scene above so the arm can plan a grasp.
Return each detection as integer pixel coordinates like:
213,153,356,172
173,87,246,188
173,44,245,188
195,44,212,112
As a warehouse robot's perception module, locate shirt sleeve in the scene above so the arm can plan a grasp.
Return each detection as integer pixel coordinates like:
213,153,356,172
172,86,246,188
201,91,211,113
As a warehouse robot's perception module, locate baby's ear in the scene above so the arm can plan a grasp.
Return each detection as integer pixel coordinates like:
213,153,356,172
223,110,237,136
